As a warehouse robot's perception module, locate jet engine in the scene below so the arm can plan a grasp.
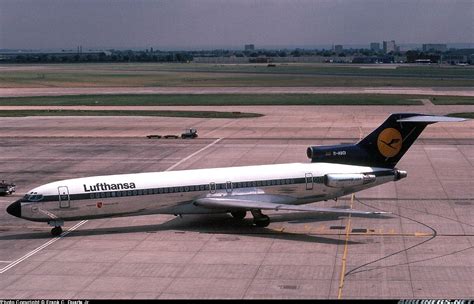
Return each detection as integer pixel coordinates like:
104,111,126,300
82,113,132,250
324,173,376,188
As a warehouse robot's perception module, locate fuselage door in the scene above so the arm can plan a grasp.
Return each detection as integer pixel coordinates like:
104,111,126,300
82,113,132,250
58,186,70,208
209,182,216,194
305,173,313,190
226,181,233,194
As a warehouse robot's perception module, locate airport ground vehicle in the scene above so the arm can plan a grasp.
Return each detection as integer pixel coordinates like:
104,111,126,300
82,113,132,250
146,134,162,139
0,181,15,195
181,128,198,139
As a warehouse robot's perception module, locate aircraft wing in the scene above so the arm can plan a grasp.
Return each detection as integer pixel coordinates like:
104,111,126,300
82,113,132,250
194,197,387,215
397,115,466,123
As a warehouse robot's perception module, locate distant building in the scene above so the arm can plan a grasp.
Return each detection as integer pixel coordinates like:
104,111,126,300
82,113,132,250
248,56,271,63
415,59,432,64
352,55,396,64
422,44,447,52
245,44,255,51
334,45,343,53
442,54,468,65
370,42,380,52
383,40,397,53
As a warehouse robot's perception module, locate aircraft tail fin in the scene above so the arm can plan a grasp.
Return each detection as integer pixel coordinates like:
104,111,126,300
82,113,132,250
307,113,466,168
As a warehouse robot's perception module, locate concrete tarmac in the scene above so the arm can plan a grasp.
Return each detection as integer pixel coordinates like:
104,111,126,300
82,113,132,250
0,104,473,139
0,108,473,299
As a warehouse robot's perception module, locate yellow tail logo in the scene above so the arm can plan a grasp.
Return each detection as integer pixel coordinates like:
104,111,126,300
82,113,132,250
377,128,402,158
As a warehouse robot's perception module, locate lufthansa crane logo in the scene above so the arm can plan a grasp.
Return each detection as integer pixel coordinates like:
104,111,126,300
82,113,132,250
377,128,402,158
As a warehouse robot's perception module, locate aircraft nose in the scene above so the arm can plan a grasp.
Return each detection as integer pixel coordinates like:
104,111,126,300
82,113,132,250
6,199,22,218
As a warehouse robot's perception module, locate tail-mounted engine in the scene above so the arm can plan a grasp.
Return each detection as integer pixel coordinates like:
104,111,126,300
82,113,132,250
324,173,376,188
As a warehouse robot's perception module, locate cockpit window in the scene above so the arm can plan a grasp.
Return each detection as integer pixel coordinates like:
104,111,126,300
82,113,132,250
24,192,44,202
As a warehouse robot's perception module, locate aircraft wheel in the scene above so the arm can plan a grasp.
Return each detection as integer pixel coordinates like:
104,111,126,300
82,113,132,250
51,226,63,236
230,210,247,220
254,215,270,228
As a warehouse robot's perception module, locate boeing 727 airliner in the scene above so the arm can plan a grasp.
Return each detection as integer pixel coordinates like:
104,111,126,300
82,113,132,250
7,113,465,236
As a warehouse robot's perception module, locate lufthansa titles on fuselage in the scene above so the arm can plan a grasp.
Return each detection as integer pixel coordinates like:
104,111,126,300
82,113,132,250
83,182,136,192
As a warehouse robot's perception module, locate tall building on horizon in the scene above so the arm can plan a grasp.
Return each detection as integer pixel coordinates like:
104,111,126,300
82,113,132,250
370,42,380,52
422,44,447,52
334,45,343,53
383,40,397,53
244,44,255,51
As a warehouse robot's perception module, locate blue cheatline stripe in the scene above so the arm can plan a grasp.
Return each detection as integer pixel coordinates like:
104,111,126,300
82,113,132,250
30,177,304,203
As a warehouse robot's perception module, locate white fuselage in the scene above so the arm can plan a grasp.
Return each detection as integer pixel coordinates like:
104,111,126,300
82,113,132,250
18,162,398,223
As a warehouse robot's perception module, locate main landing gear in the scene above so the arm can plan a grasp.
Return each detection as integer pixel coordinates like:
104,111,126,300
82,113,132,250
48,220,64,237
230,210,247,220
229,210,270,227
251,209,270,228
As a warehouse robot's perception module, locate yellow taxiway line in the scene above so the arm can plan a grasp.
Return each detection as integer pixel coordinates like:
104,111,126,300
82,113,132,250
337,193,354,299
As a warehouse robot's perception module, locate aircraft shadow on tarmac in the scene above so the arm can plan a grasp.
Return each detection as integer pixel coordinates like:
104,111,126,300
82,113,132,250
0,211,390,245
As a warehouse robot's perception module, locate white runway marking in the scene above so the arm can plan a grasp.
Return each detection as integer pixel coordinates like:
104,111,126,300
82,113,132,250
165,138,223,171
0,220,88,274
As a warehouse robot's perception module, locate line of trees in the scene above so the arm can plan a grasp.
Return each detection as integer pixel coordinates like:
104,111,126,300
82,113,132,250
2,48,471,64
1,51,194,64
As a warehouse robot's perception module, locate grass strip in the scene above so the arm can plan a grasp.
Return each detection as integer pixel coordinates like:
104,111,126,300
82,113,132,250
0,109,263,119
447,112,474,119
429,96,474,105
0,94,424,106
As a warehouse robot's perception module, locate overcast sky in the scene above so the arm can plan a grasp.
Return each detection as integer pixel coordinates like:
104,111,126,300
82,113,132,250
1,0,473,50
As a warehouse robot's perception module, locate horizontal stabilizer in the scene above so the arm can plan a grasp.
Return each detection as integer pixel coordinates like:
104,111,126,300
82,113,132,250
195,197,387,216
397,115,466,123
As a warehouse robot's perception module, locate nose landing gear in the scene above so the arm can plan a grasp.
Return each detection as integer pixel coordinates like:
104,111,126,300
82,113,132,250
51,226,63,236
48,220,64,237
